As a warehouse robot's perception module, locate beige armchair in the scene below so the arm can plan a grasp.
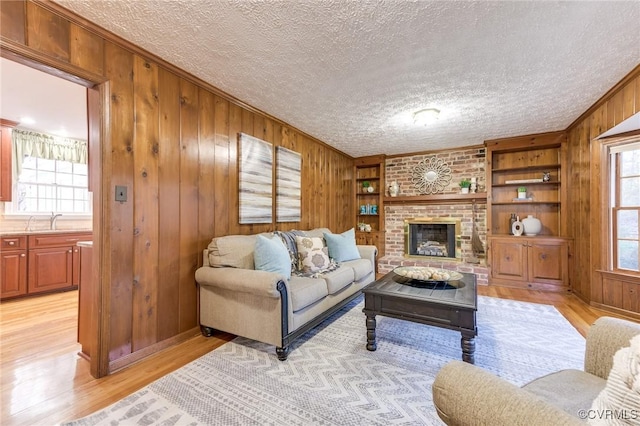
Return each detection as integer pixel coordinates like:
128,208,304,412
432,316,640,426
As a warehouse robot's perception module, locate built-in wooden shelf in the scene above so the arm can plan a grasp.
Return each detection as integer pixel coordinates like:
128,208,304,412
384,192,487,205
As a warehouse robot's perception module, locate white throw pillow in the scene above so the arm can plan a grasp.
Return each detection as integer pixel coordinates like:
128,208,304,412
588,334,640,425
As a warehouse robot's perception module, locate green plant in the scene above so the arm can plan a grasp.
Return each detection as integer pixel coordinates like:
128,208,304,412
458,179,471,189
517,186,527,193
362,181,370,188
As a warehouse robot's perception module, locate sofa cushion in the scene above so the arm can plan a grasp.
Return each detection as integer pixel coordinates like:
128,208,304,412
322,266,355,294
254,234,292,280
304,228,332,239
522,369,605,417
288,277,329,312
589,334,640,425
208,234,258,269
296,236,332,274
341,258,374,281
324,228,361,262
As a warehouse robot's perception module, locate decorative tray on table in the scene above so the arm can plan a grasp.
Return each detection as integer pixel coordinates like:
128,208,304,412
392,266,463,288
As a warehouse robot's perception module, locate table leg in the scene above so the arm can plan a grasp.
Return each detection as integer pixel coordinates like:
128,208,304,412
461,331,475,364
366,313,377,351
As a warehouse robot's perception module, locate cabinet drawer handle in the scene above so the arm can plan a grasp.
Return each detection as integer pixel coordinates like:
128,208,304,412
68,249,72,253
8,241,15,246
74,249,78,253
20,253,26,257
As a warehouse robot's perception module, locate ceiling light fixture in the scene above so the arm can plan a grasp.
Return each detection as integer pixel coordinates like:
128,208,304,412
413,108,440,126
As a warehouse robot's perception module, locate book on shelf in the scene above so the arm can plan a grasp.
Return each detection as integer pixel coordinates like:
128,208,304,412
512,197,534,202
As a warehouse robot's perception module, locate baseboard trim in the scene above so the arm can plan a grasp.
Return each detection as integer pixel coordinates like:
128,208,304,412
108,327,200,374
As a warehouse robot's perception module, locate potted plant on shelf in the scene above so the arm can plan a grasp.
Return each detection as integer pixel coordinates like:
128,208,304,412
362,181,372,193
517,186,527,199
459,179,471,194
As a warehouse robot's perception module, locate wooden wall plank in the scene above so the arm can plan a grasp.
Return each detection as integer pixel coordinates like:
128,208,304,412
622,79,636,121
26,2,70,61
227,104,242,236
197,89,216,250
157,68,181,341
178,79,200,333
0,1,25,43
70,23,104,75
214,96,230,237
132,55,159,351
103,41,134,362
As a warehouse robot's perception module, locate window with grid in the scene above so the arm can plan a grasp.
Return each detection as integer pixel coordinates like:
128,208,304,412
13,156,90,214
610,141,640,273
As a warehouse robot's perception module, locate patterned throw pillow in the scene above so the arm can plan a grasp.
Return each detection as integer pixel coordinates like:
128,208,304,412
295,236,331,274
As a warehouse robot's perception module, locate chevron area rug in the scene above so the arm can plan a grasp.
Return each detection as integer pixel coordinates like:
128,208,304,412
64,295,585,426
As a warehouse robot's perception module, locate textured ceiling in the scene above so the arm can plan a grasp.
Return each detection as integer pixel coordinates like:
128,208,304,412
54,0,640,157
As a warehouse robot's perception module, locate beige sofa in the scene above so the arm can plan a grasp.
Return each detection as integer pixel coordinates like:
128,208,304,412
432,316,640,425
195,228,377,360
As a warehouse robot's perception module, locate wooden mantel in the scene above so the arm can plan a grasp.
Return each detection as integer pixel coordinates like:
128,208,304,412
384,192,487,205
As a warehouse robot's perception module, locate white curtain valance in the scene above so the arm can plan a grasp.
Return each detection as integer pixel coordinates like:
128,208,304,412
12,129,88,175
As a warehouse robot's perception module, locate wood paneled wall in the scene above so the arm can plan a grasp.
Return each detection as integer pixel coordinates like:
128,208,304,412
1,0,354,374
565,65,640,306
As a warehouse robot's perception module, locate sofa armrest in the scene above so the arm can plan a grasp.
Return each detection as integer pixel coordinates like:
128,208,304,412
357,245,377,269
433,361,583,426
584,316,640,380
195,266,285,298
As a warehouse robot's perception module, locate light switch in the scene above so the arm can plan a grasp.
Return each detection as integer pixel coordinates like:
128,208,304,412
115,185,127,202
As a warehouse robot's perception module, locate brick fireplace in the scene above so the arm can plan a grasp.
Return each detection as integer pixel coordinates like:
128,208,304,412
378,147,489,285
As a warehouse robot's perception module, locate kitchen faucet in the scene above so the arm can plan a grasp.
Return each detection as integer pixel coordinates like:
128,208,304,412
50,212,62,230
25,215,35,231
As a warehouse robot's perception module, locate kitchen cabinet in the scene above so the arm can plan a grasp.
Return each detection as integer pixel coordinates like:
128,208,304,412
354,154,385,259
488,236,571,291
0,119,18,202
0,231,92,300
27,232,92,294
1,236,28,298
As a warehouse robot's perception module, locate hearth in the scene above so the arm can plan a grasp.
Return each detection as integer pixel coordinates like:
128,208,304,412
404,218,461,260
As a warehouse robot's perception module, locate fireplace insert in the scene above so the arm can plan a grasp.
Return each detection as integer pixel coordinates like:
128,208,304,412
404,218,461,260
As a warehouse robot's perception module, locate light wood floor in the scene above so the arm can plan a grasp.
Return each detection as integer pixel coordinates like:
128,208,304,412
0,286,626,425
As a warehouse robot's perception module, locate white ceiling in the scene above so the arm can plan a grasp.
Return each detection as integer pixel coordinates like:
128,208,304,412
14,1,640,156
0,57,88,140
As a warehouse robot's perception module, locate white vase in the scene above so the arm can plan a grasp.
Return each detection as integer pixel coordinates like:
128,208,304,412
511,220,524,236
388,182,399,197
461,187,470,194
517,192,527,199
522,215,542,236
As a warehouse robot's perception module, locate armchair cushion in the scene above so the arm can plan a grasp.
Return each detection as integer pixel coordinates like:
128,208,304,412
523,369,605,417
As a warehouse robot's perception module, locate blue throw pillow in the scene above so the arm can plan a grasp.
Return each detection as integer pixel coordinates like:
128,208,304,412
323,228,361,262
254,234,292,280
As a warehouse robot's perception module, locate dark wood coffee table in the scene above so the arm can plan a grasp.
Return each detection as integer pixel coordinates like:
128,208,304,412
362,270,478,363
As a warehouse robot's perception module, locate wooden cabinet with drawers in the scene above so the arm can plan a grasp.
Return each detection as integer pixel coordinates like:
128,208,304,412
1,235,28,298
0,231,92,299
